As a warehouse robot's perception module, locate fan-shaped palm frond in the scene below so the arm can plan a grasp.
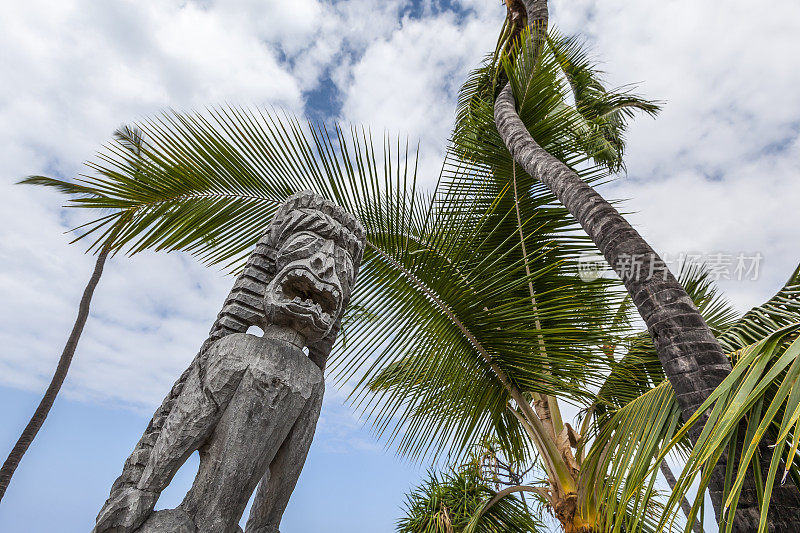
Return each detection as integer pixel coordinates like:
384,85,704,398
22,106,618,469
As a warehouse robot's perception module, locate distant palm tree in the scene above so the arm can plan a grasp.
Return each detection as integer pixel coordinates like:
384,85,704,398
398,445,543,533
0,248,107,502
0,128,142,503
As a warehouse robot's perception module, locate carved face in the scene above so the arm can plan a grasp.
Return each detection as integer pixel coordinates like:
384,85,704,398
264,229,356,343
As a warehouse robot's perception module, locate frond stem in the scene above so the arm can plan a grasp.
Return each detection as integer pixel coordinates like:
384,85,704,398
511,160,564,439
366,241,575,493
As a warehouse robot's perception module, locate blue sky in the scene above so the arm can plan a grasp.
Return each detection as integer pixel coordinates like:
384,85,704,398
0,387,421,531
1,0,800,532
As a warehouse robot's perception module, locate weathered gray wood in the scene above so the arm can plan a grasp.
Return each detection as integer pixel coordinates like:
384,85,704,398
93,192,365,533
245,381,324,533
135,509,197,533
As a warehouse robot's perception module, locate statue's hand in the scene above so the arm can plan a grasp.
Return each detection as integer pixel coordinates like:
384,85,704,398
93,487,157,533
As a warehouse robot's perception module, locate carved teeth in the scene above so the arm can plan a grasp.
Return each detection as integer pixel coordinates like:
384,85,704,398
280,266,343,318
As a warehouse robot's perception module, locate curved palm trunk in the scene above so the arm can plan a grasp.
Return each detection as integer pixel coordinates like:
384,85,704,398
0,250,108,503
496,0,800,529
495,79,731,423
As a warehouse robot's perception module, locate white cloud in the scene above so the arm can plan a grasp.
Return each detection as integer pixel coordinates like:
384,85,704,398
0,178,232,409
1,0,799,415
337,4,503,185
0,0,430,410
0,0,307,408
0,0,308,184
547,0,800,310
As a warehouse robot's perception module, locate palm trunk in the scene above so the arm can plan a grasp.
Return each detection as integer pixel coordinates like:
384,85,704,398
496,0,800,528
495,78,731,422
0,249,108,503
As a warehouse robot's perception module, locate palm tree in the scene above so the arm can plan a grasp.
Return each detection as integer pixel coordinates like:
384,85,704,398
11,70,679,532
581,265,800,532
488,0,800,528
397,444,544,533
17,103,624,531
0,249,108,502
391,262,800,533
0,128,142,503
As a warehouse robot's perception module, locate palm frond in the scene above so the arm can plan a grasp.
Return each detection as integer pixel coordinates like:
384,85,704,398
545,32,661,172
24,106,621,465
580,382,684,533
718,264,800,353
656,326,800,533
365,30,636,464
397,465,544,533
18,176,105,198
584,264,800,532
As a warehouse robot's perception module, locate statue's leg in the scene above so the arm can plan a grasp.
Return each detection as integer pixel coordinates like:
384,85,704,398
94,355,243,533
181,360,321,532
244,381,324,533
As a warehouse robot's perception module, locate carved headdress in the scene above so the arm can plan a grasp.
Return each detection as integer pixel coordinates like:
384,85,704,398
209,191,365,361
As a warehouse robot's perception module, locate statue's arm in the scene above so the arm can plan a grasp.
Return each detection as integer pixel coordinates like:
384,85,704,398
103,355,199,503
95,337,246,533
94,359,212,533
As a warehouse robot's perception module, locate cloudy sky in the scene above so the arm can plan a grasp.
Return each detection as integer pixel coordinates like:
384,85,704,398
1,0,798,531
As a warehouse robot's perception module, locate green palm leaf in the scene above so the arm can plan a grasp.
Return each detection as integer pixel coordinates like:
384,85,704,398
581,263,800,532
717,265,800,353
657,325,800,533
23,106,620,465
580,382,684,532
545,32,661,172
397,465,544,533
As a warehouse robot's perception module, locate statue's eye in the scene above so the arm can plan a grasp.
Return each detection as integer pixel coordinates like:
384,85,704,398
280,233,318,254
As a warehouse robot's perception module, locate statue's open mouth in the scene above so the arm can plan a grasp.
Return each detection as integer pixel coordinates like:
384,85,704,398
273,267,341,328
